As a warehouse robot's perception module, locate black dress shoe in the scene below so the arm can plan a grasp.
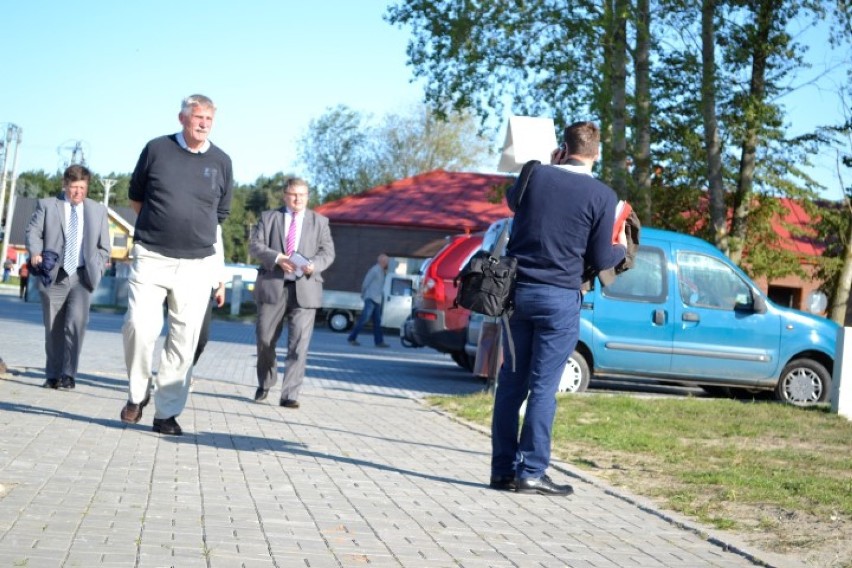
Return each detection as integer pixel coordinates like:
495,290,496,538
279,399,300,409
152,416,182,436
254,387,269,402
489,475,517,491
58,376,75,390
516,475,574,496
43,378,59,389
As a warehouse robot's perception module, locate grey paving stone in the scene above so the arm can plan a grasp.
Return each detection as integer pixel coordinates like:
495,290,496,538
0,292,800,568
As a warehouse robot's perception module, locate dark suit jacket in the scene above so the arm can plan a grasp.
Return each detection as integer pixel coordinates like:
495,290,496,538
25,196,111,292
250,208,335,308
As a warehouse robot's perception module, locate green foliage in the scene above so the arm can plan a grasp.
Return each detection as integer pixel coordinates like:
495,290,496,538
387,0,849,284
296,105,380,201
15,170,62,198
296,103,492,202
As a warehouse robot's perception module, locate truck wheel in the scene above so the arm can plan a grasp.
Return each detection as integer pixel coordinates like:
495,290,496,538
327,310,353,333
558,350,590,393
774,358,831,407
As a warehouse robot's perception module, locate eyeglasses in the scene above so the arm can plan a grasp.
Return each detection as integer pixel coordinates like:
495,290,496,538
284,192,308,199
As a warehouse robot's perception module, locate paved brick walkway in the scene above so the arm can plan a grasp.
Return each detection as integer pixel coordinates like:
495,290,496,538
0,289,800,567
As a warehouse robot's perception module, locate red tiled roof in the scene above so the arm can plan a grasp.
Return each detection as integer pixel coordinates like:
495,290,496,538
316,170,828,258
774,197,824,257
314,170,514,232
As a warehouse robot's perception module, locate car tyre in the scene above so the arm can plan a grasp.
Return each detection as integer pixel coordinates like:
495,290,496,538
558,350,590,393
327,310,353,333
774,358,831,407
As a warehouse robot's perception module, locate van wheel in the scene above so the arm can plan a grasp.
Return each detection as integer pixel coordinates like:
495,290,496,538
558,351,590,393
774,358,831,407
327,310,353,333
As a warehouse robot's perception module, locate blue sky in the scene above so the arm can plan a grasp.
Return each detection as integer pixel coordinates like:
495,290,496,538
0,1,848,197
1,1,425,184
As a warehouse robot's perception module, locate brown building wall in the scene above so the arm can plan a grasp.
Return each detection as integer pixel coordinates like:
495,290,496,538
323,223,471,292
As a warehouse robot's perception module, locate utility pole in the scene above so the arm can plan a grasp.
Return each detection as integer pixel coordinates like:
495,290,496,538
100,178,117,207
0,126,22,265
0,125,18,235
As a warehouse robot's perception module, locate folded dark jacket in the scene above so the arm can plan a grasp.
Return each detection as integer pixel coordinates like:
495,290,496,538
34,250,59,286
582,210,641,291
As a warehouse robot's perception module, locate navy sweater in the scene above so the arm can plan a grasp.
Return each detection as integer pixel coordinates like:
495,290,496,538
129,135,233,259
507,165,625,290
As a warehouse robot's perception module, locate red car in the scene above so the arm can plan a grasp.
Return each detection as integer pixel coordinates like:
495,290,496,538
401,233,484,370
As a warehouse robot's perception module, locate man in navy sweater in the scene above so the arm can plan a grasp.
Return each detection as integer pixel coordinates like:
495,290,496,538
119,94,233,436
490,121,627,495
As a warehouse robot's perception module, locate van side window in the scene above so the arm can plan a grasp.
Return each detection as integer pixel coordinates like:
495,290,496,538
601,246,666,302
677,252,751,310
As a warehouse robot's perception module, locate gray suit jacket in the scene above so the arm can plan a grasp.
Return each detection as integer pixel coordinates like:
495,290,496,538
250,208,335,308
25,196,111,292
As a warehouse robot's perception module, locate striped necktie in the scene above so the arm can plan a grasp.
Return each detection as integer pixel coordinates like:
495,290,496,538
286,211,297,255
64,204,79,275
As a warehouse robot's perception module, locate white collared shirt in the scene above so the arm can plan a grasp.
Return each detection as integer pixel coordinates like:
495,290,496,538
555,163,594,176
175,131,211,154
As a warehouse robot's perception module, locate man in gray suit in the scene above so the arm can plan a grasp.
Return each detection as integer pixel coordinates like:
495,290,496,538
250,177,335,407
25,164,111,390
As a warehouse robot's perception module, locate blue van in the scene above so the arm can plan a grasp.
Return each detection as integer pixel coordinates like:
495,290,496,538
465,221,839,407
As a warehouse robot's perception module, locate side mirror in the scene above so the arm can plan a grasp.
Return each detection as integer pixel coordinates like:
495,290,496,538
735,293,766,314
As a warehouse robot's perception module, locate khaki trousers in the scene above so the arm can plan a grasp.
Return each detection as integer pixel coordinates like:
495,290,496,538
122,244,214,419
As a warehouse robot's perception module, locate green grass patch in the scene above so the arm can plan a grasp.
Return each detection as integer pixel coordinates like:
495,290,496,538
427,391,852,530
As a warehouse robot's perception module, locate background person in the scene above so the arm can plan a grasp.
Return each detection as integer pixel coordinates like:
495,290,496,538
18,260,30,300
347,253,390,348
250,177,335,408
120,94,233,436
490,121,627,496
189,224,227,392
25,164,111,390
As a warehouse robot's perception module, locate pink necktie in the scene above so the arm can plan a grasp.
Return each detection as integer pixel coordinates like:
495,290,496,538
286,211,297,255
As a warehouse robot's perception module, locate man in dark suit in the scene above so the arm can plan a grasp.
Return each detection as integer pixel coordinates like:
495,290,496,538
25,164,111,390
250,177,335,407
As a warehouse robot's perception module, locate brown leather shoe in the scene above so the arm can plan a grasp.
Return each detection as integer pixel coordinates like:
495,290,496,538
279,399,300,409
120,402,143,424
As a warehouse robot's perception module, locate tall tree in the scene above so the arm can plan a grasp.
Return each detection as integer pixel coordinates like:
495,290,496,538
374,105,491,181
296,105,377,201
296,104,491,202
632,0,653,221
701,0,727,250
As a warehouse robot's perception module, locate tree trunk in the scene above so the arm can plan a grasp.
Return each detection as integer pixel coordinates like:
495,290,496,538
701,0,728,255
608,0,630,198
632,0,653,223
728,0,777,265
830,222,852,325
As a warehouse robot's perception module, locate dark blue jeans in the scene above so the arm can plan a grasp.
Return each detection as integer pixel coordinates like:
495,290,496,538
347,298,384,345
491,282,581,480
